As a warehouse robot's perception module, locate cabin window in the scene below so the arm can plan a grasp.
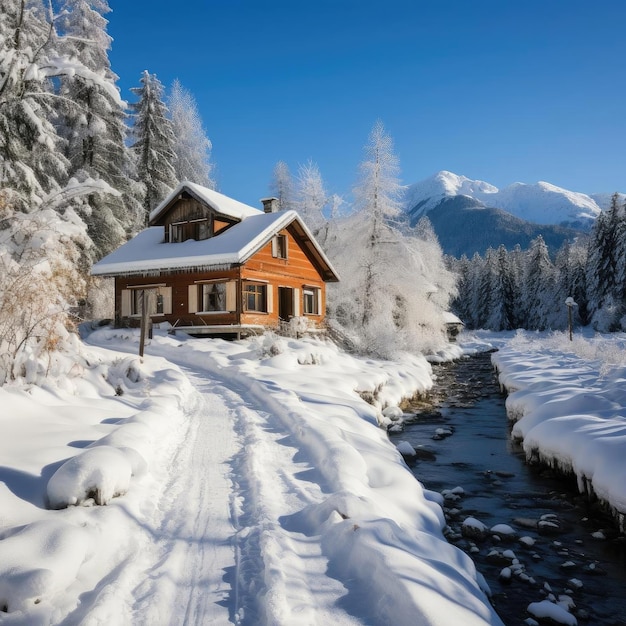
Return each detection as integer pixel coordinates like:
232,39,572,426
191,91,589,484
196,219,210,240
272,234,288,259
243,282,267,313
127,288,169,316
170,222,184,243
303,287,320,315
131,289,143,316
200,282,227,312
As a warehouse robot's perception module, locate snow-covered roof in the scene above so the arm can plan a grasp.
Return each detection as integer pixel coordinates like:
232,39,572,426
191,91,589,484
149,181,262,224
92,210,339,280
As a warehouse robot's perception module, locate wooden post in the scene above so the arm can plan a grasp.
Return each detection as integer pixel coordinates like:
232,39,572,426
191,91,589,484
565,297,577,342
139,290,149,358
568,304,573,341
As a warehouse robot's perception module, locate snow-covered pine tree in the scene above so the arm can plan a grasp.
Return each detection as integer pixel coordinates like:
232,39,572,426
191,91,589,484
0,0,68,211
0,0,127,384
168,79,214,188
463,252,485,329
522,236,554,330
130,70,177,223
486,245,517,331
55,0,142,259
586,193,622,330
551,239,589,329
269,160,295,212
617,197,626,329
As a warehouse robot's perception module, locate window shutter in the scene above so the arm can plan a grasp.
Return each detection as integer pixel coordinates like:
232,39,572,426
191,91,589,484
293,288,300,317
317,288,323,316
161,287,172,315
271,236,278,258
121,289,131,317
226,281,237,312
266,284,273,313
188,284,198,313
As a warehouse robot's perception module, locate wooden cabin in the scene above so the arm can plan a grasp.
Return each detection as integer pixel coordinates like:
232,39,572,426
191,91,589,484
91,182,339,337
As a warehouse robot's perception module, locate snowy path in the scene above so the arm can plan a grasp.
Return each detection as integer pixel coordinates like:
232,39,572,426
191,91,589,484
126,364,361,625
128,371,239,625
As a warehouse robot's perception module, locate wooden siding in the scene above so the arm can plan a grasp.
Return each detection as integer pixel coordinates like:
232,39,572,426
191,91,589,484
162,196,212,227
116,268,241,328
240,227,326,327
157,196,238,242
113,227,328,332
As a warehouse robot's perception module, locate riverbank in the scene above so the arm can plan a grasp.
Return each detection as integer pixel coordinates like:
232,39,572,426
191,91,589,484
490,330,626,532
393,347,626,626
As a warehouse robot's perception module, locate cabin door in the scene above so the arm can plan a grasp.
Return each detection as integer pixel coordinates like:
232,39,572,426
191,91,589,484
278,287,294,321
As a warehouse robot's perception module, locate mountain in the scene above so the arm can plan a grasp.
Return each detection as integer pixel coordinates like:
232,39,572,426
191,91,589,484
418,195,582,258
404,171,615,257
406,171,603,230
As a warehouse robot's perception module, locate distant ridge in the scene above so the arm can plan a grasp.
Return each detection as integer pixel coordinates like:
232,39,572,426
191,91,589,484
403,171,622,257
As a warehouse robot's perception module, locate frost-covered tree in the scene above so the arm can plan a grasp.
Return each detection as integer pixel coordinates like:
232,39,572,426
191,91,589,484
269,160,294,212
130,70,177,222
55,0,142,258
327,122,456,356
351,120,402,327
168,79,214,188
0,187,92,383
294,160,327,234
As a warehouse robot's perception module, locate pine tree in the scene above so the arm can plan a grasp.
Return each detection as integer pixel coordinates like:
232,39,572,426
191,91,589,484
586,193,622,329
487,245,517,330
130,70,177,223
55,0,142,258
523,236,554,330
0,0,68,211
448,255,472,325
168,79,214,187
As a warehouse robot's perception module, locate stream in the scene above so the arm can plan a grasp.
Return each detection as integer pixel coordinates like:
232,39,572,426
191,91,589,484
389,351,626,626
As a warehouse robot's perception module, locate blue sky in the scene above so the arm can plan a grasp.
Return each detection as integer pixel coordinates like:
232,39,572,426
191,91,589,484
108,0,626,207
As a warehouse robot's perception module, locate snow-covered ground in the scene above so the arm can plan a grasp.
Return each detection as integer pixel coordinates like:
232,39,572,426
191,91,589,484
491,330,626,529
5,327,623,625
0,327,504,625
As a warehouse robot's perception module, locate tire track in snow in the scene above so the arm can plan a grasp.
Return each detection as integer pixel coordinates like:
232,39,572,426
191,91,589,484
209,382,363,626
129,370,239,625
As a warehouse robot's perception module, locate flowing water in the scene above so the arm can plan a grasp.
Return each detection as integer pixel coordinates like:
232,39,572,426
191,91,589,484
390,351,626,626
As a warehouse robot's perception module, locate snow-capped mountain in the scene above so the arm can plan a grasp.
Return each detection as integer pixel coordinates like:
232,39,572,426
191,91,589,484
406,171,604,229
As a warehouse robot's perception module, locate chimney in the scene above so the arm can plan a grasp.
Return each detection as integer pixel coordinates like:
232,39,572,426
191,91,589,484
261,197,279,213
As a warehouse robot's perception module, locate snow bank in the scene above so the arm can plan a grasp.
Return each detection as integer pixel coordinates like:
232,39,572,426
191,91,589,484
492,330,626,524
0,520,91,613
0,344,193,620
46,445,134,508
